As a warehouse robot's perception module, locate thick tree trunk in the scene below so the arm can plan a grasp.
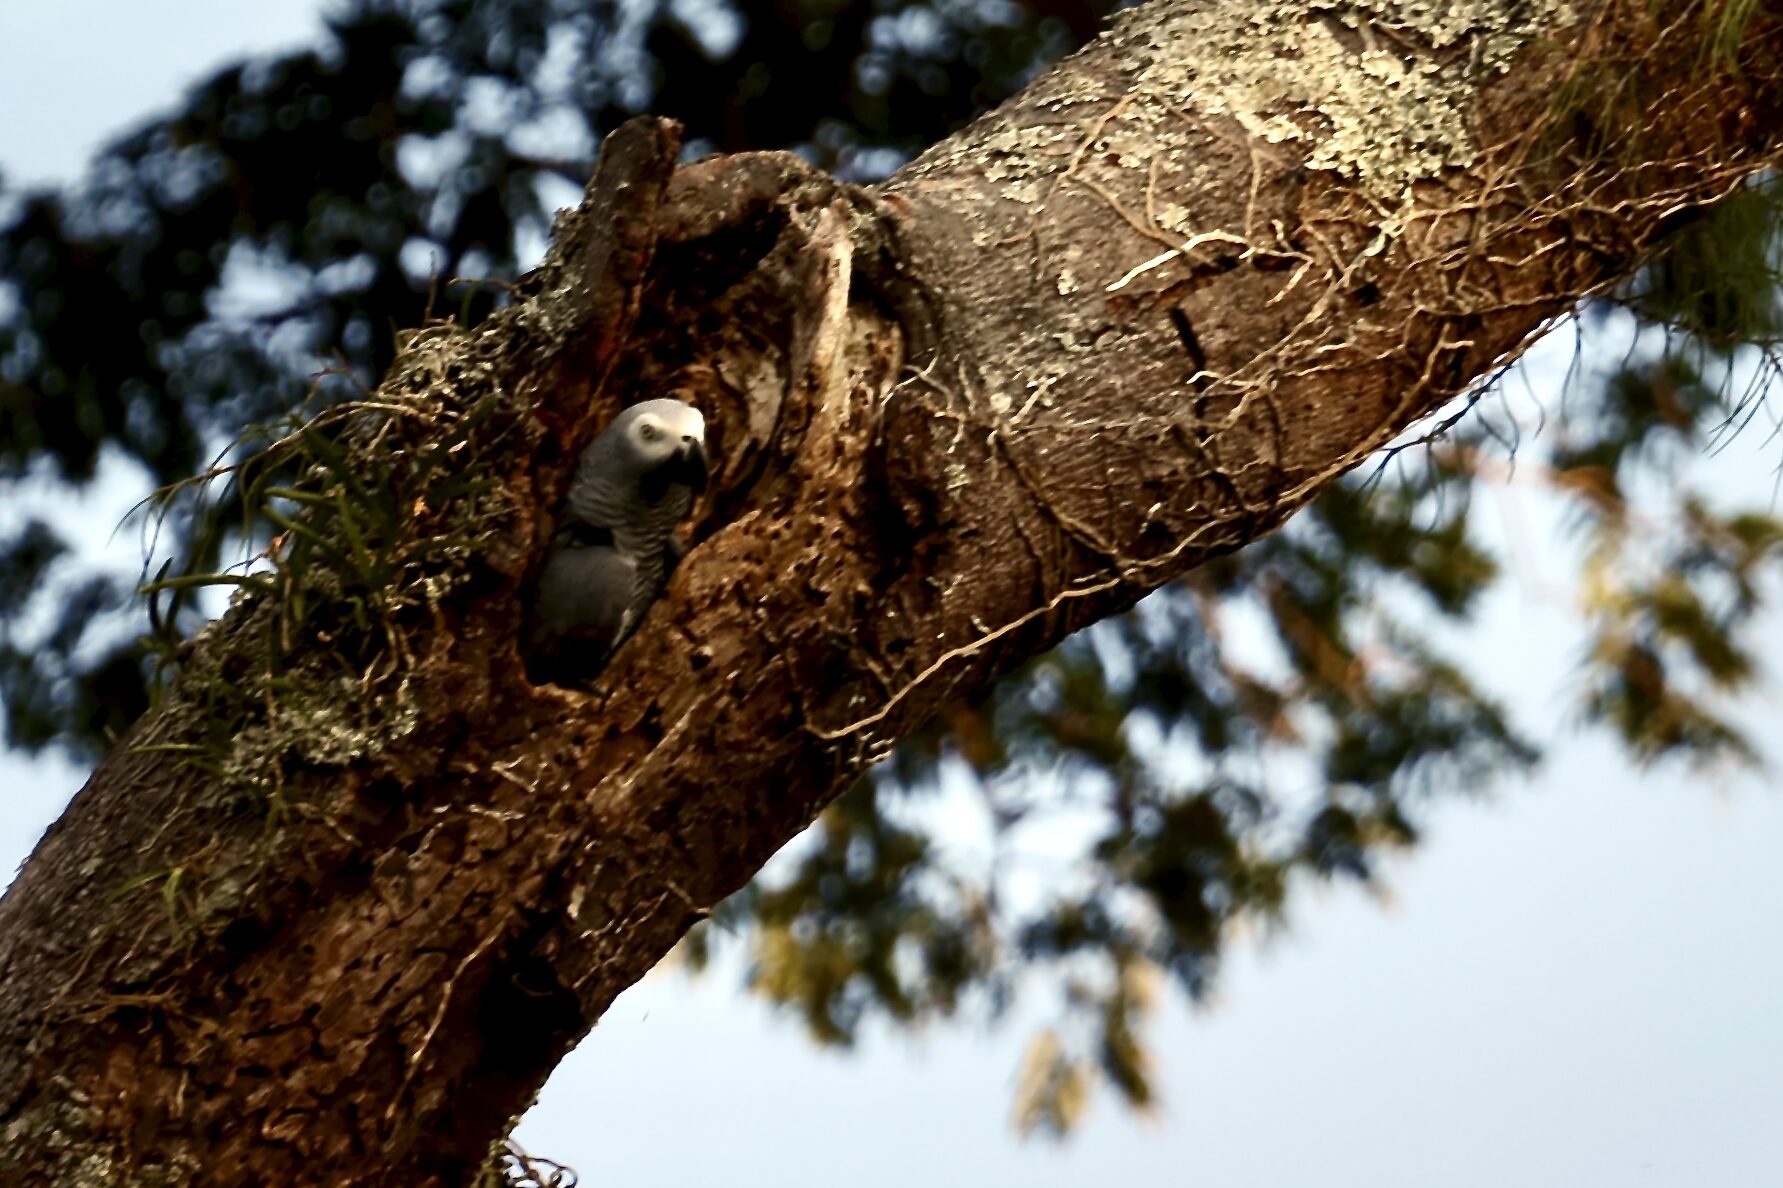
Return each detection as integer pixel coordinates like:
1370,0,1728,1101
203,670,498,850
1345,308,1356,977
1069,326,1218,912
2,1,1778,1182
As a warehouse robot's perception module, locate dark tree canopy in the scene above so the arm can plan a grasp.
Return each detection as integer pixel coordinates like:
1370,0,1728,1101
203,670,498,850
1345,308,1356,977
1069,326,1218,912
2,0,1779,1130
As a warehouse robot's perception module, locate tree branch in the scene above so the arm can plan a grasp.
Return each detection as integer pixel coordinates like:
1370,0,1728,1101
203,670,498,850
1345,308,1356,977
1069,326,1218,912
1,1,1779,1183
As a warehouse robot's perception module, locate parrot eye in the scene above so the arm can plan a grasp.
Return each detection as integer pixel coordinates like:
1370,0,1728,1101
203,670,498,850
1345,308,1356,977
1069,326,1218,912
638,421,660,442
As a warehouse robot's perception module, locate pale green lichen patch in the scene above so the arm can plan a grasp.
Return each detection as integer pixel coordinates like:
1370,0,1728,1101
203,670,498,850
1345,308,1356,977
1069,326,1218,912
1116,0,1577,200
976,122,1080,203
229,675,423,776
895,0,1577,207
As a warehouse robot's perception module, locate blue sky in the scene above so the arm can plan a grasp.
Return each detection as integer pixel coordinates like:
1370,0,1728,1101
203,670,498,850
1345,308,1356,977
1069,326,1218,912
2,6,1780,1185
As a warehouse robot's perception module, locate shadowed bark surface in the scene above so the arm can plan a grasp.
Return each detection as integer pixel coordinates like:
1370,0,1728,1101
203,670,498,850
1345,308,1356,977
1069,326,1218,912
2,1,1780,1183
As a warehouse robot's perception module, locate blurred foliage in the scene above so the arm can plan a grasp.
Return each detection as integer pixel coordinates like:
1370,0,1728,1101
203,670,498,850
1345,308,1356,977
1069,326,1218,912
3,0,1782,1137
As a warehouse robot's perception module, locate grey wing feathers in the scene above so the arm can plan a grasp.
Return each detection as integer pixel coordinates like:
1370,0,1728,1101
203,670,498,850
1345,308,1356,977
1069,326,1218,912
527,541,636,687
564,450,623,529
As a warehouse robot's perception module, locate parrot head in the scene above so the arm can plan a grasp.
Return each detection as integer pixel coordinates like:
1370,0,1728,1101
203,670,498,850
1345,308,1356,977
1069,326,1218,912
618,398,709,494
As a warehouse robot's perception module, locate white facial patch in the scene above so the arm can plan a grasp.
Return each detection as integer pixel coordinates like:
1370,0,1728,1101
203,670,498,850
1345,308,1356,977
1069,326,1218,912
665,405,705,443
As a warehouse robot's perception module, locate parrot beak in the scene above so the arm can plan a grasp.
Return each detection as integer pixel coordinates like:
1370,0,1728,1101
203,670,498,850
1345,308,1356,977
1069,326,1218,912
676,437,710,493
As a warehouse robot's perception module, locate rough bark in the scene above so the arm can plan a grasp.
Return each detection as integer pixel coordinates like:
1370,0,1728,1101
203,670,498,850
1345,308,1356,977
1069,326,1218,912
1,1,1779,1183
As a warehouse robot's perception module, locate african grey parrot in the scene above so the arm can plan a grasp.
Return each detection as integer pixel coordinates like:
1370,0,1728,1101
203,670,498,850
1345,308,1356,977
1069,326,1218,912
527,398,710,686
